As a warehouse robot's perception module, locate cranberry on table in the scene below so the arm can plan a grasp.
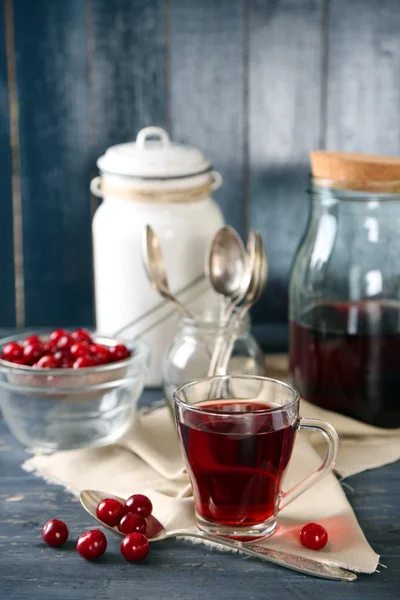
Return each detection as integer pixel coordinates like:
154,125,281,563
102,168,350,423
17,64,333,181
118,514,147,535
123,494,152,518
76,529,107,560
120,532,149,561
73,356,98,369
1,341,23,362
72,328,93,344
109,344,130,362
300,522,328,550
35,354,59,369
42,519,69,547
90,344,110,364
96,497,124,527
23,343,44,364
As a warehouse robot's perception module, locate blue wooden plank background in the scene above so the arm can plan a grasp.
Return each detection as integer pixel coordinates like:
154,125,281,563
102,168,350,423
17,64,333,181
0,2,15,326
0,0,399,331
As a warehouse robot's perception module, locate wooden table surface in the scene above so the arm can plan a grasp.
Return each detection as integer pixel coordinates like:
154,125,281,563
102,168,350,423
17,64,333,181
0,388,399,600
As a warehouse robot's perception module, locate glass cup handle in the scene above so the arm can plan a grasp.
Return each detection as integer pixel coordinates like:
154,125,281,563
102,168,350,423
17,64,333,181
279,417,339,511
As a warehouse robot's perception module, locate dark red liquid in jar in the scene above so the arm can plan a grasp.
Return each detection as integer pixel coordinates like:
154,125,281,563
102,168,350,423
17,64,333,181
290,301,400,428
177,400,297,527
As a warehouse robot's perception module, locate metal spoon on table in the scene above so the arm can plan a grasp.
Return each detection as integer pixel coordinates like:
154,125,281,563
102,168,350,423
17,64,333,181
80,490,356,582
206,226,251,376
142,225,193,319
214,232,268,376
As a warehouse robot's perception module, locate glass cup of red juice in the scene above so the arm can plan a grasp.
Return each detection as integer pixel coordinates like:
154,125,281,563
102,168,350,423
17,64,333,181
174,375,339,540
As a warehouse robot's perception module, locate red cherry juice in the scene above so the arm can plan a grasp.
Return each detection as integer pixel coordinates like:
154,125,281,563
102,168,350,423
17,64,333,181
177,400,296,527
290,301,400,428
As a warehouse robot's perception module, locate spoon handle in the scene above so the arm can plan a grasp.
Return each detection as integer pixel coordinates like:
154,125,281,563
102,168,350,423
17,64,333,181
165,531,356,581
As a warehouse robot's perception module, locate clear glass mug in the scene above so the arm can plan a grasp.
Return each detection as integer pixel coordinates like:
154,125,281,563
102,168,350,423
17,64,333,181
174,375,339,539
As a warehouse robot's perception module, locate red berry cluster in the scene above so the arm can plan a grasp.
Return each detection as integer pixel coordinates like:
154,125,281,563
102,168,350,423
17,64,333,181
42,494,152,562
1,328,131,370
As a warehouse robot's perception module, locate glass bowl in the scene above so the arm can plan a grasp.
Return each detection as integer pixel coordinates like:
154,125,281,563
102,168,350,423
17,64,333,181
0,333,150,452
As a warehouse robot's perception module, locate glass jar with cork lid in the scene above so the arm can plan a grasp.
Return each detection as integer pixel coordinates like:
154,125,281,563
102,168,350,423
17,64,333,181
289,151,400,428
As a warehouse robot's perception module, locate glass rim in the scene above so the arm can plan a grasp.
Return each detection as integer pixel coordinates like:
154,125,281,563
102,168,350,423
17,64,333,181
173,374,300,416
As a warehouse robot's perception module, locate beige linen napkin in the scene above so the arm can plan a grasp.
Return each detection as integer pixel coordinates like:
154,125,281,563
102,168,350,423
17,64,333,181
23,352,391,574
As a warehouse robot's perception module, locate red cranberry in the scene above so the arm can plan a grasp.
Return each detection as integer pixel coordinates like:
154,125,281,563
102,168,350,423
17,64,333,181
54,349,71,362
120,533,149,561
73,356,98,369
23,343,44,364
23,335,42,347
123,494,152,518
300,523,328,551
42,519,69,547
62,359,75,369
35,354,59,369
42,342,54,353
76,529,107,560
72,328,93,344
49,329,69,344
109,344,130,363
118,514,147,535
13,358,29,365
1,341,23,362
90,344,110,364
57,333,74,350
70,342,90,358
96,498,124,527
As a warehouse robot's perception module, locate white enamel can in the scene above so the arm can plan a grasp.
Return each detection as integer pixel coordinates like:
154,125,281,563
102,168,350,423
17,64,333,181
91,127,224,385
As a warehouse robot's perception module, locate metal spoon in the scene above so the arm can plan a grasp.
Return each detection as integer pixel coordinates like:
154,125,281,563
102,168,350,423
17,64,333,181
142,225,193,319
206,226,249,376
215,232,268,376
79,490,356,582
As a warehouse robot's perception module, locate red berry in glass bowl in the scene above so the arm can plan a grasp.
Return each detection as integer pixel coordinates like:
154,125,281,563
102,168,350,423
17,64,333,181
49,329,69,344
62,359,75,369
109,344,130,363
1,341,23,362
118,514,147,535
73,356,98,369
23,342,44,365
76,529,107,560
96,498,124,527
120,532,149,561
35,354,59,369
57,333,74,351
72,328,93,344
42,519,69,547
23,334,42,347
70,342,90,359
123,494,152,518
300,523,328,551
90,344,110,364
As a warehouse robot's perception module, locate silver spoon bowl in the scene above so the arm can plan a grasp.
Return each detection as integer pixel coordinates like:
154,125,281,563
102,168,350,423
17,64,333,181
142,225,193,318
79,489,356,582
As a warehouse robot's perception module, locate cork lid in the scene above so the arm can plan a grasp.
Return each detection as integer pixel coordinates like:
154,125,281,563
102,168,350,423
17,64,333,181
310,151,400,191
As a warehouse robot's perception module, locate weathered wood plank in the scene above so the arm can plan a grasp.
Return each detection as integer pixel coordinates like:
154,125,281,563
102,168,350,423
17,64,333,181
325,0,400,154
248,0,324,324
169,0,246,237
89,0,168,161
0,1,15,326
12,0,93,327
